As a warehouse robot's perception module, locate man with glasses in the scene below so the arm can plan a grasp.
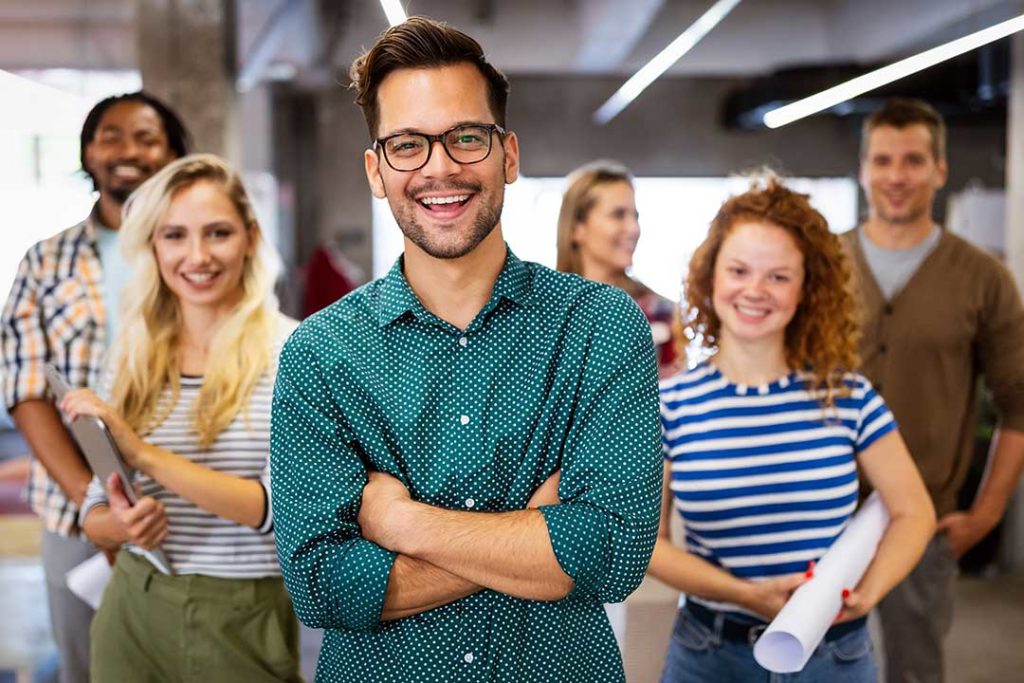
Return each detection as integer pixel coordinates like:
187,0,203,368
270,17,662,682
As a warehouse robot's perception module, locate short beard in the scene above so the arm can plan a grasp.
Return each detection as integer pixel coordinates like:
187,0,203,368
878,204,926,225
107,186,133,205
393,185,504,260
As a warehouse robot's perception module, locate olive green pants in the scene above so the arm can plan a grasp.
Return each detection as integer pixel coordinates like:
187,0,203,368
90,551,302,683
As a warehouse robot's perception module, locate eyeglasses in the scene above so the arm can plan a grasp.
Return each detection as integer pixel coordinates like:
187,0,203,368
374,123,506,172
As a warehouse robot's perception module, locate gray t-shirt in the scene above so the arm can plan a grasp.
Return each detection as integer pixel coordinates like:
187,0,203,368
859,225,942,301
95,226,130,343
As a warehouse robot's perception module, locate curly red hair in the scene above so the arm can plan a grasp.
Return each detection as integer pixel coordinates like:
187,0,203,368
685,175,860,404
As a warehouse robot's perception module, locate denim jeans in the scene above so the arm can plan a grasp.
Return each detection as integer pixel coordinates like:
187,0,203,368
660,606,878,683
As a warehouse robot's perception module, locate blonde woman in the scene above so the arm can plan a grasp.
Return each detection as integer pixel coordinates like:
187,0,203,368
63,154,301,682
556,160,684,376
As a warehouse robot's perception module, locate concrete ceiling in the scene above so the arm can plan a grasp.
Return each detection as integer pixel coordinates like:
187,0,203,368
0,0,1020,81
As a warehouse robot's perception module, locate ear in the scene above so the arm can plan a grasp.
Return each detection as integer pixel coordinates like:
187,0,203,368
501,131,520,185
572,219,587,247
935,156,949,190
246,223,261,257
364,148,387,199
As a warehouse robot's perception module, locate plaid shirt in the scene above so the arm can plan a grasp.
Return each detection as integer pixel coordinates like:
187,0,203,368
1,206,108,535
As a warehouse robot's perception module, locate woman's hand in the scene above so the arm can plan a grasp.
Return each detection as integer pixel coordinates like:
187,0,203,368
737,573,807,621
60,389,146,469
105,472,168,550
834,585,880,623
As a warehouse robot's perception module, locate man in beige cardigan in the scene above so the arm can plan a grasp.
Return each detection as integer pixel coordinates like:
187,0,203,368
841,98,1024,682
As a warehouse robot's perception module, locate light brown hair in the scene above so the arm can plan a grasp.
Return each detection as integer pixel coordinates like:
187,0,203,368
555,160,634,275
861,98,946,161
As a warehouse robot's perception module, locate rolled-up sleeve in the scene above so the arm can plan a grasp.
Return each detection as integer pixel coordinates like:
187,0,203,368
539,289,663,603
78,475,108,525
270,328,397,633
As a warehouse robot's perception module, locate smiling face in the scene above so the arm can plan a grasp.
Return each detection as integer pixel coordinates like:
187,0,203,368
153,180,255,316
84,100,178,204
712,220,805,351
573,180,640,276
860,123,947,227
363,62,519,260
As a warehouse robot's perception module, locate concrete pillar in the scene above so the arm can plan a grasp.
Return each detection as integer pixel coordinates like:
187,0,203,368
1000,30,1024,573
134,0,237,159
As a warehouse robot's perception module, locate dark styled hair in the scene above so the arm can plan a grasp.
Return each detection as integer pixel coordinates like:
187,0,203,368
861,98,946,161
349,16,510,138
80,91,192,190
685,172,860,405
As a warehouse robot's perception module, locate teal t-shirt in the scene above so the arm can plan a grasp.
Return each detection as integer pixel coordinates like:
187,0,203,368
94,226,130,342
270,248,663,682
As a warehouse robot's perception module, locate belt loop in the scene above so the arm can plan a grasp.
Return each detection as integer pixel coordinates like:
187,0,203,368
712,611,725,646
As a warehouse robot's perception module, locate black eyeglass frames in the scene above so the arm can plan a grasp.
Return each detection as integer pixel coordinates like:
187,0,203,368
373,123,507,172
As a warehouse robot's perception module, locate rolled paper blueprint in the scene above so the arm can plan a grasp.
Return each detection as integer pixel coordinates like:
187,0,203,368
753,492,890,673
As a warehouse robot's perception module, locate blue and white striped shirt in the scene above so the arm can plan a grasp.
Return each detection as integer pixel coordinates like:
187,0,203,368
660,361,896,618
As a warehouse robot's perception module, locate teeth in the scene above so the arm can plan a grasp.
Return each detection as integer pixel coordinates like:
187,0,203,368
737,306,768,317
420,195,469,205
112,165,142,178
183,272,216,283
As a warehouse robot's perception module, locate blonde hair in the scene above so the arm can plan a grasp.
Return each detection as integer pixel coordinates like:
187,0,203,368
111,154,281,447
555,160,634,275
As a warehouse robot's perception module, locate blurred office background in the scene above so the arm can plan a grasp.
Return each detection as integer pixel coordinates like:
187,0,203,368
2,1,1024,681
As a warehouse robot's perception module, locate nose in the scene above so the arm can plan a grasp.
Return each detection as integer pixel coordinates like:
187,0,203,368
118,137,142,161
187,236,211,264
625,213,641,240
743,278,770,300
419,139,461,179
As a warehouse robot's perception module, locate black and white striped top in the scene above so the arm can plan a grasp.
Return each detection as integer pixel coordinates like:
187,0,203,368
81,314,297,579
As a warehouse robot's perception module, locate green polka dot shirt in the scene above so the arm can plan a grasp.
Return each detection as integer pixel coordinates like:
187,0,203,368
271,248,662,682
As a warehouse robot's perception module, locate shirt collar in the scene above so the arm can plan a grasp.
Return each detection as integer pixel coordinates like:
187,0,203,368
374,245,535,328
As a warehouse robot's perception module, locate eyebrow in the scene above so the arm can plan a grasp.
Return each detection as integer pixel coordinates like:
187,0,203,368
379,120,493,138
159,220,238,231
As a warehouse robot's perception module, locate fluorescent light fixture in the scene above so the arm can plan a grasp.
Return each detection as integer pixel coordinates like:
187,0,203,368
764,12,1024,129
380,0,407,27
593,0,743,125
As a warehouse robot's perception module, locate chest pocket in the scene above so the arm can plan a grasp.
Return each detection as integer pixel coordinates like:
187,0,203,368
41,279,98,344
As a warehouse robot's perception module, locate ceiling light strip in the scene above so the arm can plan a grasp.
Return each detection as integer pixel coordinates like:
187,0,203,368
380,0,407,27
593,0,744,125
763,12,1024,129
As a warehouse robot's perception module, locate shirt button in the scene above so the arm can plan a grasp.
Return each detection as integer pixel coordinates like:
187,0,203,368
465,498,475,508
460,415,470,425
464,652,474,664
459,336,468,347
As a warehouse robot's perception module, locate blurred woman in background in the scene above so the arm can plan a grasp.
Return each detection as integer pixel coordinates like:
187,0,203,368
65,154,302,682
556,160,684,376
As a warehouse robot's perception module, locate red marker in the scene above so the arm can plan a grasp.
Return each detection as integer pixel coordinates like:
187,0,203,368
805,560,816,579
841,588,851,599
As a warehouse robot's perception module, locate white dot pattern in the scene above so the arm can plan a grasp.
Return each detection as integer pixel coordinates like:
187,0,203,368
270,250,663,682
